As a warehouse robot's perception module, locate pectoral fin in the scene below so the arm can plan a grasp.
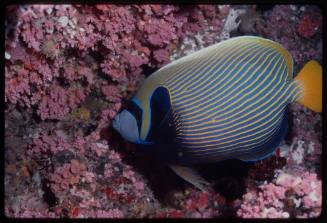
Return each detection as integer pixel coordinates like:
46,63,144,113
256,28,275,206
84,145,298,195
169,164,212,192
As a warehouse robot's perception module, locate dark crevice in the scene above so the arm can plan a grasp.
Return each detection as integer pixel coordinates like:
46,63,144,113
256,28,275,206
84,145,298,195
140,64,158,77
42,179,58,208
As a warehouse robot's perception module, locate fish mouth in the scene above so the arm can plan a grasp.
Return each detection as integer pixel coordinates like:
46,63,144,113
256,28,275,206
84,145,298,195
112,114,120,132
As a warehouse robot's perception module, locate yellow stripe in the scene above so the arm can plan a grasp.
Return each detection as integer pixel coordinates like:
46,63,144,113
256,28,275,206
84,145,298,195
181,83,290,138
167,41,259,92
183,54,284,127
288,80,304,101
165,37,259,86
183,111,282,148
179,83,296,145
281,58,290,81
170,44,261,95
158,37,291,93
191,119,283,156
183,85,297,152
170,42,269,97
206,55,283,122
163,37,244,84
165,38,240,86
186,113,284,155
235,36,293,79
179,49,279,118
182,61,286,131
145,41,231,90
172,41,288,100
184,53,282,114
265,40,293,79
136,37,292,141
177,48,275,115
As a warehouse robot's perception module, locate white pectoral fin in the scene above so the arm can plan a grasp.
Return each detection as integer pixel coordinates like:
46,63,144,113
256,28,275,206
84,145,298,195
169,164,212,192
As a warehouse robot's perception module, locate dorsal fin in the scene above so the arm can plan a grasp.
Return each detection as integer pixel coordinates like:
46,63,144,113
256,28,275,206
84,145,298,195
158,36,294,82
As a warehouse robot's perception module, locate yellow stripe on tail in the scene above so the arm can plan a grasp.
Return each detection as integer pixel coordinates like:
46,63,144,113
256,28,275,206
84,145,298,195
295,60,322,112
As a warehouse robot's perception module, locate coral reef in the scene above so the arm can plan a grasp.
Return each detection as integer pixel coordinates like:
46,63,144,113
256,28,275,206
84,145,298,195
5,4,228,121
255,5,322,67
5,4,322,219
238,168,322,218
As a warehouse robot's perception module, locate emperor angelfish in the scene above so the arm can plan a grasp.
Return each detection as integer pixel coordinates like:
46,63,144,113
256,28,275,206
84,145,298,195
113,36,322,191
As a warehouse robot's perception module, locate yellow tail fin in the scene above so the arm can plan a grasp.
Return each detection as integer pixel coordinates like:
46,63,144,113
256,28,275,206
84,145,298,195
295,60,322,112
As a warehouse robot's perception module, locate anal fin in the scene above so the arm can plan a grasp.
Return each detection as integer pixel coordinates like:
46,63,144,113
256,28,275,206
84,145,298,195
169,165,212,192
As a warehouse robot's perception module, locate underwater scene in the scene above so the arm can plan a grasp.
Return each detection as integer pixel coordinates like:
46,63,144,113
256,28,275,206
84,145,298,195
4,4,323,218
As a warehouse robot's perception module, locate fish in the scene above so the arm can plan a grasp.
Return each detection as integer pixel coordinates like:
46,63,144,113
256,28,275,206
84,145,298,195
113,36,322,191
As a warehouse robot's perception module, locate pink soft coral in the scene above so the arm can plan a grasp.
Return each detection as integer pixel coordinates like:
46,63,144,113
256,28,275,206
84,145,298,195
297,14,322,38
49,159,88,193
37,85,86,120
27,133,70,157
237,171,322,218
5,4,228,122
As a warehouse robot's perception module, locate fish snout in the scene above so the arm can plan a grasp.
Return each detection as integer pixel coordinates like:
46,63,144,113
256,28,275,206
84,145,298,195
112,114,120,132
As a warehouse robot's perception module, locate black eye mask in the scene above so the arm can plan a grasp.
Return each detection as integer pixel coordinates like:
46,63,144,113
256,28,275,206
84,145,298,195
147,87,172,142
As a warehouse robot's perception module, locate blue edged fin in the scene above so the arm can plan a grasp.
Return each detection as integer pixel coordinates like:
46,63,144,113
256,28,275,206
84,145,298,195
236,110,288,162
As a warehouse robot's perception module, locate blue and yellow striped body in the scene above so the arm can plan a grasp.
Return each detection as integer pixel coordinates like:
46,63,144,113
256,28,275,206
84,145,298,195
133,36,303,165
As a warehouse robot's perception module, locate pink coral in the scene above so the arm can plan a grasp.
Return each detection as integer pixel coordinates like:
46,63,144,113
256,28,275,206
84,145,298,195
95,209,124,218
108,149,122,163
138,18,177,47
78,208,124,218
133,181,145,191
153,49,170,63
256,5,322,65
123,167,136,183
100,57,127,82
73,136,86,153
237,171,322,218
5,67,31,106
49,159,90,193
5,4,228,121
103,163,114,178
297,14,322,38
37,86,86,120
5,4,322,220
101,85,121,103
27,133,70,157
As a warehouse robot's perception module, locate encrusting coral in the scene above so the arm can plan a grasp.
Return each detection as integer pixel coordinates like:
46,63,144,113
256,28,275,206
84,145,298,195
5,4,322,218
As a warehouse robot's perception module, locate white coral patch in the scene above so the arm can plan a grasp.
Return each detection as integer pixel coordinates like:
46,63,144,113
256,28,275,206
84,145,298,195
276,172,301,187
5,52,11,60
279,141,290,157
95,142,109,149
291,140,305,164
58,16,69,27
45,7,53,15
293,198,302,208
282,212,290,218
308,141,315,154
308,191,318,202
219,8,243,40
